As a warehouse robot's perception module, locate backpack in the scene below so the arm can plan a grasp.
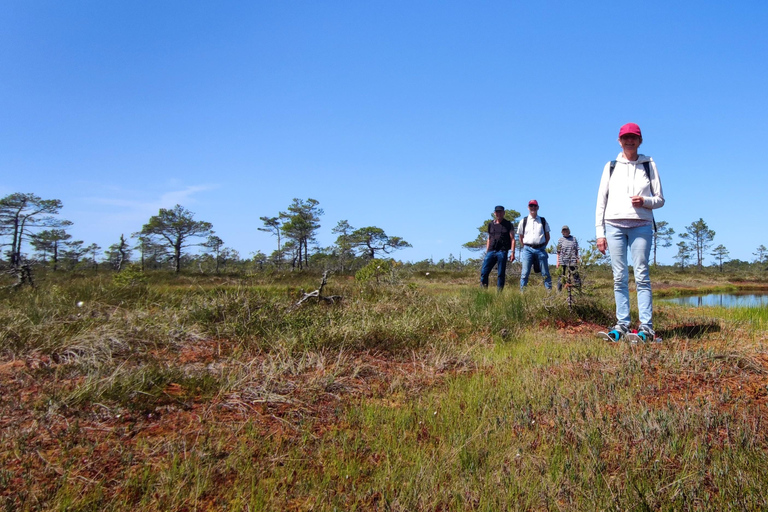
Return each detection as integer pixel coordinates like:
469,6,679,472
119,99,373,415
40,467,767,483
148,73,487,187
608,160,657,232
609,160,653,195
521,216,546,273
520,216,547,241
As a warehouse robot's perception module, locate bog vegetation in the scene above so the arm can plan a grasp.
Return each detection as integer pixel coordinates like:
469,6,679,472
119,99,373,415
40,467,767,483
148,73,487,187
1,263,768,510
2,192,768,510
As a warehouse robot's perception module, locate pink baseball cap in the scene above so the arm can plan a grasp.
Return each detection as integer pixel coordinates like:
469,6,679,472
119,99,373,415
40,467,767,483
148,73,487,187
528,199,539,207
619,123,642,138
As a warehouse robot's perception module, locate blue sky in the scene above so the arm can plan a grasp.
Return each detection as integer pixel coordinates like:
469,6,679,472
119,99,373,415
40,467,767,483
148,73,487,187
2,1,766,265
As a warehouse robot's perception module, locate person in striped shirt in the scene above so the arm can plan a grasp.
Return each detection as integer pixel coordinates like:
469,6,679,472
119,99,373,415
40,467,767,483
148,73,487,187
556,225,581,290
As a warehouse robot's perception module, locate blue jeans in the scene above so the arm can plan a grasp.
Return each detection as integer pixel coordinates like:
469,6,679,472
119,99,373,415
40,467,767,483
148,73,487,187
520,246,552,290
605,223,653,328
480,250,509,290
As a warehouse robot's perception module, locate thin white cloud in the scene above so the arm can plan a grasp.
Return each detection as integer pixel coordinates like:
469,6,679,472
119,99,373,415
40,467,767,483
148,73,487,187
157,186,214,210
91,184,215,211
82,184,218,228
44,184,223,251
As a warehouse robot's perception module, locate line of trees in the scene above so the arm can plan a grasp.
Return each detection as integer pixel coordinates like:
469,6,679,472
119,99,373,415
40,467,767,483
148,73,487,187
2,192,766,276
0,193,412,276
630,217,765,272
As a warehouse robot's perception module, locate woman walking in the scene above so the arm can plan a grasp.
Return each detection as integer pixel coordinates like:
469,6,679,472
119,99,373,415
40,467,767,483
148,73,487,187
596,123,665,342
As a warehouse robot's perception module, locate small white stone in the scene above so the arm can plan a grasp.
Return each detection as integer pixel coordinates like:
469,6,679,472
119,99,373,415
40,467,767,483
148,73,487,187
76,301,84,308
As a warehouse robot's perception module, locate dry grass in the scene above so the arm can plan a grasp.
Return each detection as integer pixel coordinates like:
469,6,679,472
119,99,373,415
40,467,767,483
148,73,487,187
1,271,767,510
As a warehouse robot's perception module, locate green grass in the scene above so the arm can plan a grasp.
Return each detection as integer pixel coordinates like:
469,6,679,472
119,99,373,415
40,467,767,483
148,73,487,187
237,334,768,510
102,332,762,511
1,271,767,510
720,305,768,328
0,274,616,358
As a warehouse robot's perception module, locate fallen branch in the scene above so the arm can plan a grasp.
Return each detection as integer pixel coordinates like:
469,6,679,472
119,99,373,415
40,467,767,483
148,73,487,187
290,271,343,311
1,264,35,290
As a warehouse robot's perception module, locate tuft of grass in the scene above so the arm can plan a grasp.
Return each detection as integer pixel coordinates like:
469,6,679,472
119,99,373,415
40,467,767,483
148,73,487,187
63,364,222,412
721,305,768,328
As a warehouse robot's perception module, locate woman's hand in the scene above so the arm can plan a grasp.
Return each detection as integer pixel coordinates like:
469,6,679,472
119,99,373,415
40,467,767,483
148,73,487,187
597,238,607,254
631,195,645,207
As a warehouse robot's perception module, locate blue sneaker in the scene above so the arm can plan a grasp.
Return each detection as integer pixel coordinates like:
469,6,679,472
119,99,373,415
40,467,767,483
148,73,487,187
637,325,657,343
600,324,629,342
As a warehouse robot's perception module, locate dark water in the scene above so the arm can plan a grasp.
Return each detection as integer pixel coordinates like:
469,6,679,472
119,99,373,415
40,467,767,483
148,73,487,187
662,293,768,308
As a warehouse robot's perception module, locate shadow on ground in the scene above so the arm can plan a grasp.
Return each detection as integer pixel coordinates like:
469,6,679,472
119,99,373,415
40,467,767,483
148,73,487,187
658,322,721,339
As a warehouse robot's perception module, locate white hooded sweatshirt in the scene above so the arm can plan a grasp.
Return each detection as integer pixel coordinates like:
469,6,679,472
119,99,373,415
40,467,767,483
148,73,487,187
595,153,665,238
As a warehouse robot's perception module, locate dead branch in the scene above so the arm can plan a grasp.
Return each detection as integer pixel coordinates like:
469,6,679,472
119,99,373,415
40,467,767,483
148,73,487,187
290,271,343,311
2,264,35,290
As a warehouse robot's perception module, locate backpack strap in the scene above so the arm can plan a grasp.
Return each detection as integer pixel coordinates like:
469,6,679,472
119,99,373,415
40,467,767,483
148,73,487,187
521,216,548,243
641,162,657,232
608,160,657,232
611,160,654,195
642,161,654,196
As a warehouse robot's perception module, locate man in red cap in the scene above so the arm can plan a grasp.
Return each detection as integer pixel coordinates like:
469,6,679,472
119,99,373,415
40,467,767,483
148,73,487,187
517,199,552,290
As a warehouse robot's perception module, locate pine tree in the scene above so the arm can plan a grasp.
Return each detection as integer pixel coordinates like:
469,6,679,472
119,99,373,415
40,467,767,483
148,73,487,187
349,227,412,259
0,193,68,267
683,218,715,270
710,244,729,272
140,205,213,273
652,220,675,266
279,198,323,270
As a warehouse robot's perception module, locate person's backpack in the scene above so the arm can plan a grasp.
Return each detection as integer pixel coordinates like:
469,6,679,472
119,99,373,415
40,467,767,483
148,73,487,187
520,216,547,273
609,160,653,195
520,216,547,241
608,160,657,232
520,215,547,274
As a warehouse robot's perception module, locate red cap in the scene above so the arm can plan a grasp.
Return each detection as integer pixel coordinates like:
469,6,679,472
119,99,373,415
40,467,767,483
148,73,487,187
528,199,539,207
619,123,642,138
